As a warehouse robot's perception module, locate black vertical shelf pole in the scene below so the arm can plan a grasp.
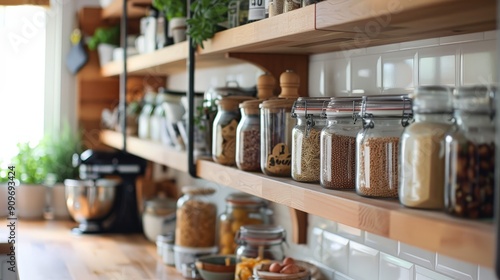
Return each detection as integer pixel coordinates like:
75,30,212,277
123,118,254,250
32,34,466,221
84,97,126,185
495,0,500,276
187,0,197,177
120,0,128,151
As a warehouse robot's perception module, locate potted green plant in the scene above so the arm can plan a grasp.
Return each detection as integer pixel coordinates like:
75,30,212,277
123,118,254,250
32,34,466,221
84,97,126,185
11,142,49,219
153,0,188,44
87,25,120,66
187,0,229,48
41,126,83,219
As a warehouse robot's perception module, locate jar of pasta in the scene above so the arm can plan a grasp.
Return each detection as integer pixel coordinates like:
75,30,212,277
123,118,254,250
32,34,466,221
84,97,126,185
260,98,297,176
236,100,263,171
213,96,255,166
175,186,217,247
445,85,496,219
356,95,412,198
320,97,362,189
219,193,269,255
399,86,453,209
235,225,286,280
291,97,330,182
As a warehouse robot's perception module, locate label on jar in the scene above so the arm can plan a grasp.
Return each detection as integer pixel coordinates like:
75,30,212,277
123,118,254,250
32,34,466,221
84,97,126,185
248,0,266,21
266,143,291,174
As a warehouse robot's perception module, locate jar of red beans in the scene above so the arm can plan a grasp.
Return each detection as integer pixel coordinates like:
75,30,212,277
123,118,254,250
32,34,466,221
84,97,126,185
320,97,362,189
236,100,263,171
444,85,496,219
356,95,412,198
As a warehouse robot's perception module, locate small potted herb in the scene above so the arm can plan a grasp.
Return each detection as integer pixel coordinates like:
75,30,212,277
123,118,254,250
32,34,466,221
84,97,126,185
87,25,120,66
153,0,188,44
188,0,229,48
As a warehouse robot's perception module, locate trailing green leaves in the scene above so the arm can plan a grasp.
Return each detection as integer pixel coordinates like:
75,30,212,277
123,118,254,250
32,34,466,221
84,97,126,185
153,0,187,21
187,0,229,48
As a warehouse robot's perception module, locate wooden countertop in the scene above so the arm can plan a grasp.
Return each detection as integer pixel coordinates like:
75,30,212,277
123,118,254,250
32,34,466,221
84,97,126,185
0,219,184,280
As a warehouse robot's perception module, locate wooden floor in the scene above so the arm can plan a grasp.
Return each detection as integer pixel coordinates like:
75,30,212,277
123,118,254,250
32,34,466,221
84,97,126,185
0,219,183,280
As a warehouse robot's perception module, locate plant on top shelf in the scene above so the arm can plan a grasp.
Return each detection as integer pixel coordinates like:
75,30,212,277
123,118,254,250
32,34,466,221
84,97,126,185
153,0,187,20
87,25,120,51
188,0,229,48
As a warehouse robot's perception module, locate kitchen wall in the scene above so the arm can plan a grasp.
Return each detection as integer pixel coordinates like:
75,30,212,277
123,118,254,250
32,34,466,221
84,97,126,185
166,31,497,280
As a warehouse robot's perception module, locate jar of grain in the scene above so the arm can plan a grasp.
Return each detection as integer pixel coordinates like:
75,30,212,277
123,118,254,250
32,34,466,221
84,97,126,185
399,86,453,209
356,95,412,198
235,225,286,280
320,97,362,189
213,96,255,166
219,193,270,254
236,100,263,171
291,97,330,182
175,186,217,247
444,85,496,219
261,98,297,176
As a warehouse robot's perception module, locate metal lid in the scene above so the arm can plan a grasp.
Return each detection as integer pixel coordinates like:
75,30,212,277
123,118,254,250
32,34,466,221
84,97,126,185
181,186,216,196
291,97,331,118
361,94,412,117
236,225,286,245
323,96,363,118
144,195,177,216
453,85,496,113
412,86,453,114
157,232,175,243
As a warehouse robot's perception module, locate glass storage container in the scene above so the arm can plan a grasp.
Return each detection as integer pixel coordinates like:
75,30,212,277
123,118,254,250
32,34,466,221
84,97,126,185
320,97,362,189
219,193,270,255
445,85,496,219
236,100,263,171
356,95,412,198
175,186,217,247
399,86,453,209
138,89,156,139
149,89,168,142
235,225,286,280
213,96,255,166
291,97,330,182
260,98,297,176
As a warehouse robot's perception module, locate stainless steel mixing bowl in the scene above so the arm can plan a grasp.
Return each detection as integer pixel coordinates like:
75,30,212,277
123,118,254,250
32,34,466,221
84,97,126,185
64,179,118,223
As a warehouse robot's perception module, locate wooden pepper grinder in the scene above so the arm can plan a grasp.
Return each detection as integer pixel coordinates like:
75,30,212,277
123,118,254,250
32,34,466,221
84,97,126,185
278,69,300,98
257,72,276,99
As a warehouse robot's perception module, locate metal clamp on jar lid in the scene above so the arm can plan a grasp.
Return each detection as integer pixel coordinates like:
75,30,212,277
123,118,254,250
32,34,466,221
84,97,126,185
453,85,496,116
412,86,453,114
236,225,286,245
322,96,363,121
360,94,413,128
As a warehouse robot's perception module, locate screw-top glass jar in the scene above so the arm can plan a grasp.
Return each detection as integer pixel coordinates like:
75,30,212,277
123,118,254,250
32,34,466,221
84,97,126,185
219,193,270,255
320,97,362,189
399,86,453,209
260,98,297,176
213,96,255,166
356,95,412,198
291,97,330,182
236,100,263,171
444,85,496,219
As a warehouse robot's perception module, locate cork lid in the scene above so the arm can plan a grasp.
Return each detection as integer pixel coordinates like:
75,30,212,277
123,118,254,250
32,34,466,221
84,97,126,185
181,186,216,196
217,96,255,111
240,99,263,115
260,98,297,111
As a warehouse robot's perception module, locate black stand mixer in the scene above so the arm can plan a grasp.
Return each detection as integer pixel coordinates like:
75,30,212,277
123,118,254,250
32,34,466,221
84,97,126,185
69,149,146,234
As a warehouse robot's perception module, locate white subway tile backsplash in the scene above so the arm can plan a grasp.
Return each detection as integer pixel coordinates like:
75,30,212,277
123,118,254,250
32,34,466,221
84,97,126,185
348,241,379,280
382,51,415,90
336,223,364,243
435,254,478,280
477,266,498,280
327,58,350,96
334,271,355,280
483,31,497,41
416,266,455,280
366,43,400,54
351,55,381,95
379,253,415,280
400,38,440,50
322,231,349,275
418,46,456,86
440,33,484,45
310,227,323,261
461,40,497,86
398,243,435,270
309,60,325,96
364,232,398,256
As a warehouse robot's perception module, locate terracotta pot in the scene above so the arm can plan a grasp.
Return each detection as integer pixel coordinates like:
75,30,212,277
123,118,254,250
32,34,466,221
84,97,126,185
17,184,46,220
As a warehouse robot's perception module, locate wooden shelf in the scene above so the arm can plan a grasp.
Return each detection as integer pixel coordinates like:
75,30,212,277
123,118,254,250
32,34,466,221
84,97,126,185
100,130,188,172
102,0,151,19
100,129,495,268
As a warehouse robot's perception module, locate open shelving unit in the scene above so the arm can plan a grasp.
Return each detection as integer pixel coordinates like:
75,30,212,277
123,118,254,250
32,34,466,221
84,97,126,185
98,0,498,271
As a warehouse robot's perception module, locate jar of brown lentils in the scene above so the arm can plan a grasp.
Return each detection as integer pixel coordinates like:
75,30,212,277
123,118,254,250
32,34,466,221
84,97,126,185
236,100,263,171
291,97,330,182
356,95,412,198
320,97,362,189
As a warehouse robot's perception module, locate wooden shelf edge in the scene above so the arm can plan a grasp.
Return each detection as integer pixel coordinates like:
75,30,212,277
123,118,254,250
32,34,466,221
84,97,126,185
100,130,188,173
101,0,150,19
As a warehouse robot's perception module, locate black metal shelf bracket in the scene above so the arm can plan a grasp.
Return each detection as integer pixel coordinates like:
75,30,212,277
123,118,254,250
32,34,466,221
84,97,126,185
187,0,198,178
120,0,129,152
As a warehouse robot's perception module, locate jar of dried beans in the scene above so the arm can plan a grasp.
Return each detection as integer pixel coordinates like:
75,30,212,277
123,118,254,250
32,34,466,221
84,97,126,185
356,95,412,198
219,193,270,255
175,186,217,247
261,98,297,176
291,97,330,182
444,85,496,219
236,100,263,171
399,86,453,209
213,96,255,166
320,97,362,189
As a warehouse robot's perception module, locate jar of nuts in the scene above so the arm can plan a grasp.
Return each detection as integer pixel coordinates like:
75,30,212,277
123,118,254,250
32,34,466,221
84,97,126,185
320,97,362,190
219,193,270,255
175,186,217,247
213,96,255,166
236,100,263,171
444,85,496,219
291,97,330,183
356,95,413,198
